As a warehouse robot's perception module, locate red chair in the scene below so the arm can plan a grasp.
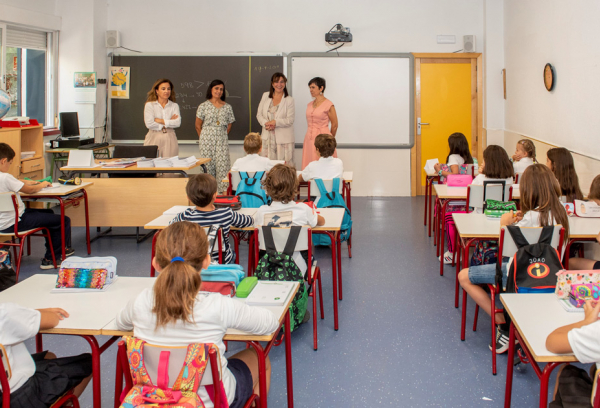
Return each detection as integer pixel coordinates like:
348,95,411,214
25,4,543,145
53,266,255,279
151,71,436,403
254,226,324,350
114,339,258,408
464,225,564,375
0,193,57,280
0,345,80,407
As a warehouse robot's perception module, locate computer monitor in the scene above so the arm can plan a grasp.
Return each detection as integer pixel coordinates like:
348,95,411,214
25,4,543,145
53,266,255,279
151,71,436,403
59,112,80,137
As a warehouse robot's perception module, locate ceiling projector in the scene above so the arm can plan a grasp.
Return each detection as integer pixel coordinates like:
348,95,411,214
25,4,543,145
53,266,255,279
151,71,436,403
325,24,352,43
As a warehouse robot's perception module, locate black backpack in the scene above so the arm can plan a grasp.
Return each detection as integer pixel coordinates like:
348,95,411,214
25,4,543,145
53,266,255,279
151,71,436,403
254,226,308,332
497,225,563,294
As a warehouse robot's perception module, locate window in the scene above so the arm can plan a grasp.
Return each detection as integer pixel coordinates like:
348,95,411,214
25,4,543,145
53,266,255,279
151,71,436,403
2,26,54,126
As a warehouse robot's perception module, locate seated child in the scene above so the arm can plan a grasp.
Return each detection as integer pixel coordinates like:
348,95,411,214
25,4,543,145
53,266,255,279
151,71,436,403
547,300,600,407
298,134,343,182
0,143,74,269
170,174,253,264
255,164,324,274
116,222,280,407
567,175,600,270
512,139,536,175
0,303,92,407
231,132,275,173
433,132,475,181
471,145,514,210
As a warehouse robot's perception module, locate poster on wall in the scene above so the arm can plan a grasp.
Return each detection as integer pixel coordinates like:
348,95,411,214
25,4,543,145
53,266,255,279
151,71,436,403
74,72,96,88
110,66,130,99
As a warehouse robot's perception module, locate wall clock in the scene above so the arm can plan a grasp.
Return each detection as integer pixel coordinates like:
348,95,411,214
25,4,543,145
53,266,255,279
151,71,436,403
544,63,555,91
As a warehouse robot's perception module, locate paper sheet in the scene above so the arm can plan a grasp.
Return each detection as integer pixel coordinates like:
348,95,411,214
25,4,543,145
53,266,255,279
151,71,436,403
424,158,439,173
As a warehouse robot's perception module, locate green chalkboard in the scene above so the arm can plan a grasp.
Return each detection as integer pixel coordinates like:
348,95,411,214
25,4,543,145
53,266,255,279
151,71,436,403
111,55,284,142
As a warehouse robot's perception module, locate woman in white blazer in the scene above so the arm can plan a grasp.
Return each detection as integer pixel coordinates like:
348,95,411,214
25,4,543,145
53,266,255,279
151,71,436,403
256,73,296,167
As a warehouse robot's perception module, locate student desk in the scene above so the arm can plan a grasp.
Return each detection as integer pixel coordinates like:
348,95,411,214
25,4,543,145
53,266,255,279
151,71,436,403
432,184,468,276
501,293,579,408
563,217,600,268
60,157,211,177
102,281,300,408
47,145,114,179
144,208,258,275
0,274,155,408
424,170,439,237
20,182,94,260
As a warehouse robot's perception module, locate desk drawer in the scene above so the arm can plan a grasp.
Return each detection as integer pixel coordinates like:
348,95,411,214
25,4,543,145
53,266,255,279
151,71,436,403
21,158,44,173
20,170,43,181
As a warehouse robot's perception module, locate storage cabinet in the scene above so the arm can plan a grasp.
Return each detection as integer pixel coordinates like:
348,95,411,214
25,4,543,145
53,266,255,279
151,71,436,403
0,125,45,179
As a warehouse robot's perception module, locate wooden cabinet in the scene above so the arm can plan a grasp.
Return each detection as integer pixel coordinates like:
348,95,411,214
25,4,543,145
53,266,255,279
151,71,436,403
0,125,45,179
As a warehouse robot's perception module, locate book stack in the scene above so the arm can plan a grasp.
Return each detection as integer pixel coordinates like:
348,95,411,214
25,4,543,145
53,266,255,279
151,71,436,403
153,156,179,168
172,156,198,167
137,159,155,168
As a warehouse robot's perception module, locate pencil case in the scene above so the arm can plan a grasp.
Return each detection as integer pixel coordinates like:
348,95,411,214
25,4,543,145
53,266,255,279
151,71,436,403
568,283,600,308
55,256,118,290
201,264,245,286
446,174,472,187
555,270,600,299
214,195,242,210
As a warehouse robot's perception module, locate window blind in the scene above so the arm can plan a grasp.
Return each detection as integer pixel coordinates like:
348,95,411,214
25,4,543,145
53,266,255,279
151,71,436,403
6,26,47,50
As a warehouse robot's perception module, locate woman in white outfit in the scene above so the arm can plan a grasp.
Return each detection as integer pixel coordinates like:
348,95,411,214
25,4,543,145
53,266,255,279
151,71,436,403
256,73,295,167
143,78,181,157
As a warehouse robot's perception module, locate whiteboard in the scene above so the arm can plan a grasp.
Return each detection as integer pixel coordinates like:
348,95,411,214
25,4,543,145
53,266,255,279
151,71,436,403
288,53,414,148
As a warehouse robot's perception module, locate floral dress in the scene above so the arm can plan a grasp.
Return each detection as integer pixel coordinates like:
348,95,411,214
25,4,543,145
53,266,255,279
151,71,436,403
196,101,235,192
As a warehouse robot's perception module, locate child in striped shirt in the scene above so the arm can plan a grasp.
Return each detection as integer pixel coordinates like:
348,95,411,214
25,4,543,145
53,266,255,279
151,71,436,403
170,174,253,263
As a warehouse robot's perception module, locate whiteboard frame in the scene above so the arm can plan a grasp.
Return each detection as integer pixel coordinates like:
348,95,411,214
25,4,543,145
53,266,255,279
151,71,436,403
106,52,286,145
287,52,414,149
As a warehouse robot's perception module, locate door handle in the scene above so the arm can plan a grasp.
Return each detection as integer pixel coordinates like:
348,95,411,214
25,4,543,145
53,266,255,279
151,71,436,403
417,118,430,135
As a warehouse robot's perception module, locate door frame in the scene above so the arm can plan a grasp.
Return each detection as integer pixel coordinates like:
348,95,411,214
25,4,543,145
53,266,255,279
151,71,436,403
410,53,483,196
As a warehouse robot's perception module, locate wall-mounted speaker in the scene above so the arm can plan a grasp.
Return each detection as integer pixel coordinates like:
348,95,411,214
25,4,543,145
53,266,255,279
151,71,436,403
463,35,476,53
105,30,121,48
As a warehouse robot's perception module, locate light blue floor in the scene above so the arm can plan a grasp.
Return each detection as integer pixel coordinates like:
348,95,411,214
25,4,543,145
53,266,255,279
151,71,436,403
15,197,561,407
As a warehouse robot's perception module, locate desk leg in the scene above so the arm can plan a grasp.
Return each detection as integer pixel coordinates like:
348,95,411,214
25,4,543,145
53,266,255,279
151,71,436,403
504,323,516,408
284,310,294,408
540,362,563,408
428,179,434,237
439,200,449,276
434,197,440,250
80,335,101,408
58,197,66,261
83,189,91,255
337,231,342,301
424,177,429,226
248,342,268,408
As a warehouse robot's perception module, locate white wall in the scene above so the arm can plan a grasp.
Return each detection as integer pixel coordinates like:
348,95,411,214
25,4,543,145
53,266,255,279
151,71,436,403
504,0,600,160
0,1,60,31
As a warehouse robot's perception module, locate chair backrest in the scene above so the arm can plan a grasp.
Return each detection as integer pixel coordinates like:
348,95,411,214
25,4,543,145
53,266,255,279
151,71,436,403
308,179,343,197
466,182,511,210
466,163,476,177
499,225,564,257
514,173,522,184
113,144,159,159
256,225,310,252
0,193,16,212
593,368,600,407
203,226,224,264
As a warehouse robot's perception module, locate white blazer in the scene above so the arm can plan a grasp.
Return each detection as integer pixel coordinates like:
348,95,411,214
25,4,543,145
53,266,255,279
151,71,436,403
256,92,295,145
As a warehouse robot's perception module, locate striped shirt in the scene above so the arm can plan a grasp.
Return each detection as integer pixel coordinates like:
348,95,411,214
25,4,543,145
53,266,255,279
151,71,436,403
170,208,253,264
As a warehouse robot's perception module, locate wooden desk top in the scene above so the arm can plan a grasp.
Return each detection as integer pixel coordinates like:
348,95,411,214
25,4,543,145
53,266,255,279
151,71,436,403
0,275,154,335
60,158,211,172
433,184,468,199
453,213,500,239
501,293,579,363
46,144,115,153
101,282,300,342
20,181,94,197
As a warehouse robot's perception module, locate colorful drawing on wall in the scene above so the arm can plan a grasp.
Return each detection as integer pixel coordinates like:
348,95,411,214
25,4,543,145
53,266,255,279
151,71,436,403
110,66,130,99
74,72,97,88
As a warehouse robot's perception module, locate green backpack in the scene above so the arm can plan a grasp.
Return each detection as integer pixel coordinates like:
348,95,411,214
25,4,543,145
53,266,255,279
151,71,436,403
254,226,308,332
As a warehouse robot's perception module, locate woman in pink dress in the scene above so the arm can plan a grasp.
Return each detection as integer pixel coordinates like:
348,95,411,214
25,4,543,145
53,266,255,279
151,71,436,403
302,77,339,169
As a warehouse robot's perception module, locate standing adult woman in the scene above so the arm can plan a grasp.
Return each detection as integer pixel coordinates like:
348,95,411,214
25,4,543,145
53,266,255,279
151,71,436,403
195,80,235,193
144,79,181,157
301,77,339,169
256,73,296,166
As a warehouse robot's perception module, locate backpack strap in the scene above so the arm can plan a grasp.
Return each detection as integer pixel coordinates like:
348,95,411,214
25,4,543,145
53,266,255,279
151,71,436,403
156,350,171,389
282,226,302,256
262,226,277,253
242,172,260,186
506,225,531,249
314,178,329,198
538,225,555,245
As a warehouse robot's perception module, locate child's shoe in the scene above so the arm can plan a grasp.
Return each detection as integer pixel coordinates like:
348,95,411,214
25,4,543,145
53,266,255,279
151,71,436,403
40,258,58,270
489,327,514,354
438,250,453,264
65,247,75,257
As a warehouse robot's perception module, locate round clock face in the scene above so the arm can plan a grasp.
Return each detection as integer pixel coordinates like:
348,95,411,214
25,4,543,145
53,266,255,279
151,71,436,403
544,63,554,91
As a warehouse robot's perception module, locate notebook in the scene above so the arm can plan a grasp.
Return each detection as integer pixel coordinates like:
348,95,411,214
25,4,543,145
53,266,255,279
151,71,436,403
245,281,294,307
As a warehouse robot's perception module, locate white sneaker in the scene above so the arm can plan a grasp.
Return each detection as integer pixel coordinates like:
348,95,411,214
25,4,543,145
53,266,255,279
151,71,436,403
438,250,453,264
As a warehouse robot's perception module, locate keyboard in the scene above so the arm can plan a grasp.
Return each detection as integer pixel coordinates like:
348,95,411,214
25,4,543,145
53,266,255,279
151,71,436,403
79,142,109,150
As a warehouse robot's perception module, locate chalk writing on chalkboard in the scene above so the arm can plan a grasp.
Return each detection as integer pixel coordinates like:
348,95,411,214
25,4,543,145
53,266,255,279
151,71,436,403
254,65,281,72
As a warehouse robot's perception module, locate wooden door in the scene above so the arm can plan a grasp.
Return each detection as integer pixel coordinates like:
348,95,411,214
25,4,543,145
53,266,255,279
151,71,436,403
411,54,483,195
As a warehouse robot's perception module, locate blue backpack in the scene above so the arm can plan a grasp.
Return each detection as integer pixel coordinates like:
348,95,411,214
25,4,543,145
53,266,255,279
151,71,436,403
236,171,270,208
312,178,352,246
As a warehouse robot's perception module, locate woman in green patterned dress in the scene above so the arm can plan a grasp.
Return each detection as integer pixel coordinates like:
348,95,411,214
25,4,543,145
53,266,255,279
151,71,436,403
195,79,235,193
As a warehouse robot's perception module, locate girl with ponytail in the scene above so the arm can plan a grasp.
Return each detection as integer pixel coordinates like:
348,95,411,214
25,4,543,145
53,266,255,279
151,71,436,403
116,221,279,407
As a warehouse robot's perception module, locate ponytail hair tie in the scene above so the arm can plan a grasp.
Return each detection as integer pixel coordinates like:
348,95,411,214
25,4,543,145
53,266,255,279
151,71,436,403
171,256,185,263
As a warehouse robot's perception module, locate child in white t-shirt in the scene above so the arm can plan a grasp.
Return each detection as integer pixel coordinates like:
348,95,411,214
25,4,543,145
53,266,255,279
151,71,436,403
547,300,600,407
458,164,569,353
471,145,515,212
231,132,274,173
0,303,92,406
512,139,536,176
255,164,324,273
298,134,343,182
433,132,475,179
